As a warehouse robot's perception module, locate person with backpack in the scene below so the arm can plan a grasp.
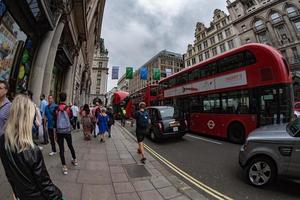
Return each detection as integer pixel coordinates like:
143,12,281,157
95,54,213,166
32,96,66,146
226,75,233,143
80,104,94,140
106,107,115,138
97,108,109,143
0,95,63,200
135,102,149,164
54,92,77,175
44,95,58,156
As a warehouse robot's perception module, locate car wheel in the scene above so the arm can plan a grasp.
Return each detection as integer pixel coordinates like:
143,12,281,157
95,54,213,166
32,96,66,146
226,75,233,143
150,130,157,141
228,122,245,144
246,156,276,187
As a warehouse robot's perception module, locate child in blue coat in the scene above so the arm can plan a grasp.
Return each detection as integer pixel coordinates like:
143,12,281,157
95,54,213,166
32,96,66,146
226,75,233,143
97,108,109,142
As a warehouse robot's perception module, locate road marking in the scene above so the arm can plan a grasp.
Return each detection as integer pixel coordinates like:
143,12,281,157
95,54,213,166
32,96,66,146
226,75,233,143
118,122,233,200
186,134,222,145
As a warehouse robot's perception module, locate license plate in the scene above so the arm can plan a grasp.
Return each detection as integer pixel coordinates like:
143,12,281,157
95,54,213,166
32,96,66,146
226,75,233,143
173,127,178,132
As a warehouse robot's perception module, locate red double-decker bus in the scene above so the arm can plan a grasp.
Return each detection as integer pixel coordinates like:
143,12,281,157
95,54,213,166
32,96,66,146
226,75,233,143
158,44,293,143
130,84,158,110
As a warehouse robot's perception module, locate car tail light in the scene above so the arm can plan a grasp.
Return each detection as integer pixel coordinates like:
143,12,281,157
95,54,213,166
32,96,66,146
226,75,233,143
279,146,293,157
157,123,163,132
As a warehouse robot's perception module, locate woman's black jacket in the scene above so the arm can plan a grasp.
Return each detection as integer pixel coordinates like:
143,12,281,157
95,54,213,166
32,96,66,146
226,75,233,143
0,135,62,200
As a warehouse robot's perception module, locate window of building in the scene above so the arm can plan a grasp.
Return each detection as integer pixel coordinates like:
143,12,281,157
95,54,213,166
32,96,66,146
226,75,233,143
202,32,206,38
286,6,298,18
187,60,191,66
270,12,282,24
257,31,269,43
292,47,300,60
210,37,215,45
294,21,300,32
228,40,235,49
203,40,208,48
196,36,200,41
212,47,217,56
275,25,289,40
197,44,202,51
205,51,210,59
161,59,166,64
192,57,196,65
222,20,227,26
217,32,223,41
241,25,246,31
254,19,265,30
199,54,203,62
97,70,101,76
225,28,231,37
246,0,256,9
188,50,192,57
98,62,102,68
220,43,226,53
96,90,100,95
216,23,221,29
97,78,101,85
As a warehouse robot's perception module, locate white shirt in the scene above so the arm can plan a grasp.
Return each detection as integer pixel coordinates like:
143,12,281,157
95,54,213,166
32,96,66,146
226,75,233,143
71,105,79,117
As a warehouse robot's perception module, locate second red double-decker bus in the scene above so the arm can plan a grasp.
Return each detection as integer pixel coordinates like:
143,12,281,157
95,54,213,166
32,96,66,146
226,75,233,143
158,44,293,143
130,84,158,110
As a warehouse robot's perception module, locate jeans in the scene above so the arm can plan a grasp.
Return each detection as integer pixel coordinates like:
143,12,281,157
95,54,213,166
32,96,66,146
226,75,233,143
72,117,78,129
48,128,56,152
57,133,76,165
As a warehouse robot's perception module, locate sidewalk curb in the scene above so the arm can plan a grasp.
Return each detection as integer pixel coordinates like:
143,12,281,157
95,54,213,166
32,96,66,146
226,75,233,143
117,122,209,200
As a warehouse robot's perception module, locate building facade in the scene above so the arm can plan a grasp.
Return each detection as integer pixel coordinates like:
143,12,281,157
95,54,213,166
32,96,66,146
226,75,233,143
227,0,300,98
128,50,183,94
184,9,241,67
89,38,109,105
117,74,128,92
0,0,106,105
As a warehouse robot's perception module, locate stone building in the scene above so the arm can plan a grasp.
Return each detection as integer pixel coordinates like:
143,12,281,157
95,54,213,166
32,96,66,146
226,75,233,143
117,73,128,92
89,38,109,105
184,9,241,67
128,50,183,94
226,0,300,98
0,0,106,105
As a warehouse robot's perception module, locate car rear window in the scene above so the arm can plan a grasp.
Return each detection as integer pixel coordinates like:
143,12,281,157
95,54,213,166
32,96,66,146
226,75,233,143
159,107,178,119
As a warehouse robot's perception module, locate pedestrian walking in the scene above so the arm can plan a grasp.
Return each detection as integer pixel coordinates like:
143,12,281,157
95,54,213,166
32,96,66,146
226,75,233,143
92,101,101,137
39,94,48,144
80,104,94,140
0,95,63,200
71,102,79,129
54,92,78,175
135,102,149,164
0,80,11,138
44,95,58,156
120,107,126,127
97,107,109,143
107,107,115,138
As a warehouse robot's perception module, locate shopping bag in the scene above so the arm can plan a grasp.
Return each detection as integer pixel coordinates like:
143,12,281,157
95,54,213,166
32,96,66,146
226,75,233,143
95,124,99,136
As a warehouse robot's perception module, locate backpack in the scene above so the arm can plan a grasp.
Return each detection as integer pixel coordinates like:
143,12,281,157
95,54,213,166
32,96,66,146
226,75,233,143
57,106,72,133
137,111,149,128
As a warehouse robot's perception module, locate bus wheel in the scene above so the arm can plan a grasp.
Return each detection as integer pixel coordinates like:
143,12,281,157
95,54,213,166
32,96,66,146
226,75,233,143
228,122,245,144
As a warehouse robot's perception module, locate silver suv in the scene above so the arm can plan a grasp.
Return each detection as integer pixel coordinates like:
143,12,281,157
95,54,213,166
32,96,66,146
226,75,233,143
239,118,300,187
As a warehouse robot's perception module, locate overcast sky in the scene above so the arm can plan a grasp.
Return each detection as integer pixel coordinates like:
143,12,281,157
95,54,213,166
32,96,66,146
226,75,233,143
102,0,228,92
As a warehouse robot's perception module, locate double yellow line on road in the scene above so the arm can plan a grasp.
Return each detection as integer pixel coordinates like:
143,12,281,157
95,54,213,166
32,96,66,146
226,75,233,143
119,123,233,200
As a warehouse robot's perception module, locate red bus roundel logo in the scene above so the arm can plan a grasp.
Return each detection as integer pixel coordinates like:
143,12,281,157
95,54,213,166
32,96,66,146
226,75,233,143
207,120,215,129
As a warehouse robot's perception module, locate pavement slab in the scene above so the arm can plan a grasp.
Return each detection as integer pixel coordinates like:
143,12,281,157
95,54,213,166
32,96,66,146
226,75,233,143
0,124,207,200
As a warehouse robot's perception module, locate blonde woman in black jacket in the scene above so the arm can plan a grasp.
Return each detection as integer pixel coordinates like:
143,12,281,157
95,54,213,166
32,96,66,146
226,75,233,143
0,95,63,200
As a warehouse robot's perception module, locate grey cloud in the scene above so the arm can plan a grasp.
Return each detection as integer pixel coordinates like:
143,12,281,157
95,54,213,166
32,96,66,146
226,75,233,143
102,0,227,91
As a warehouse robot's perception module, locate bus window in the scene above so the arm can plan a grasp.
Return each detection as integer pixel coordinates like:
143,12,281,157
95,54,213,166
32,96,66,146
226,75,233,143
221,90,250,114
244,51,256,66
203,94,221,113
278,86,292,123
150,87,157,96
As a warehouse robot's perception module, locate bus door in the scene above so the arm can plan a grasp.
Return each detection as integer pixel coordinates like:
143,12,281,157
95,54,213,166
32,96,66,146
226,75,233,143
258,87,279,126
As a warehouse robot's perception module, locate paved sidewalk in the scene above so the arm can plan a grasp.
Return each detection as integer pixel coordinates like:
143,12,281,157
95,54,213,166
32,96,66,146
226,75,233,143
0,124,207,200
